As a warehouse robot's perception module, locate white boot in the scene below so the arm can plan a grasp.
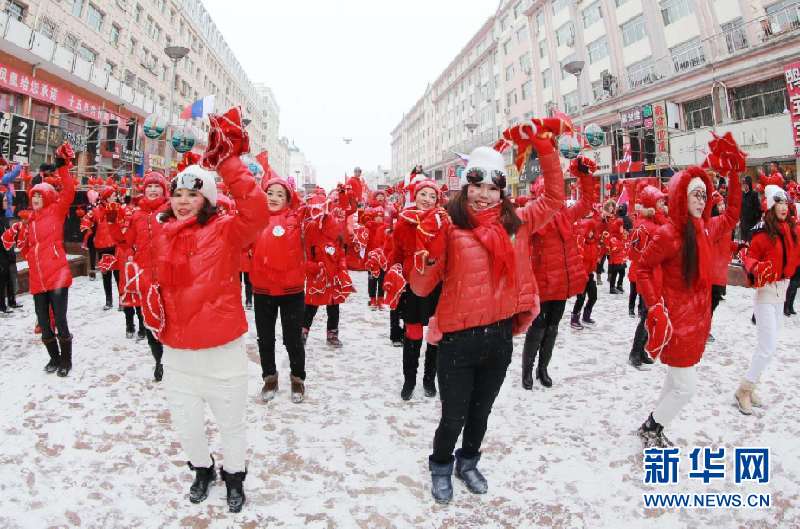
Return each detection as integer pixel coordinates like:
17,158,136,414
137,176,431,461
735,380,754,415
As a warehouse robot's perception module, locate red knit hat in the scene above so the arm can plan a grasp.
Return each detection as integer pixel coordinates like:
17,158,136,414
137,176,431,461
142,171,168,196
410,176,439,203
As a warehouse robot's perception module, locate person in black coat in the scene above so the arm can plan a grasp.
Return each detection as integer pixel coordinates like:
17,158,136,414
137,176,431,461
0,195,16,314
740,176,761,242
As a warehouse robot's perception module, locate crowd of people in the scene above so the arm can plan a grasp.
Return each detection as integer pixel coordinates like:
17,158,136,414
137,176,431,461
1,108,798,510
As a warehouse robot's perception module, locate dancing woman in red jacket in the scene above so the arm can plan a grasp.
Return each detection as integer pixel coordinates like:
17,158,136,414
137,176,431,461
570,216,602,326
636,133,743,448
81,186,122,310
250,176,307,404
521,156,596,389
409,118,567,504
22,143,76,376
627,185,668,369
735,185,799,414
153,109,268,513
386,177,444,400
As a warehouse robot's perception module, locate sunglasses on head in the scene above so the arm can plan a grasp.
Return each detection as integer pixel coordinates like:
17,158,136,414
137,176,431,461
466,167,506,190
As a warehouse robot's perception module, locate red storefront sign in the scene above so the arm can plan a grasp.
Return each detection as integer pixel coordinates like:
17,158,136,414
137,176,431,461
0,61,126,124
784,60,800,151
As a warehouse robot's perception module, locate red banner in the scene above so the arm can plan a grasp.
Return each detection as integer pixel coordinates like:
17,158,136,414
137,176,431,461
0,61,126,124
785,60,800,150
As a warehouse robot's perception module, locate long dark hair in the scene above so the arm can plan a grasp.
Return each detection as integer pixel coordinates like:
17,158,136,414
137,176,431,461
446,185,522,235
681,221,698,287
158,197,217,225
764,208,798,244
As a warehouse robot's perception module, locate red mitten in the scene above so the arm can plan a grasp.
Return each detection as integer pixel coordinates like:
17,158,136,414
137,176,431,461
119,259,142,307
750,261,775,288
305,261,324,278
365,248,387,278
141,283,165,338
202,107,250,170
530,117,573,156
1,223,17,250
55,142,75,161
645,300,673,359
383,263,407,310
569,155,598,178
97,253,117,273
332,270,356,304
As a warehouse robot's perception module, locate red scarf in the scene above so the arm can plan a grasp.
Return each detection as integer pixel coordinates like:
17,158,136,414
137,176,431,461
691,216,711,290
158,216,199,287
469,205,515,284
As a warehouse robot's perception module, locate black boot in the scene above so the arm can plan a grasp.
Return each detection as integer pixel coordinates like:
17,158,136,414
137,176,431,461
455,449,488,494
149,332,164,381
582,306,596,326
220,467,247,513
521,325,545,390
428,457,454,504
422,344,437,398
43,337,60,373
401,338,422,400
637,413,673,449
187,455,216,504
640,348,654,365
56,335,72,377
535,325,557,388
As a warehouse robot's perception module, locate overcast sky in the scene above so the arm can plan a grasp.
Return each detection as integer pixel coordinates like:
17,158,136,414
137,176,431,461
202,0,498,189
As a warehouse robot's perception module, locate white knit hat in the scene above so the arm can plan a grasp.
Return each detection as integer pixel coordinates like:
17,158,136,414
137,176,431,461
764,184,788,210
460,146,507,188
172,165,218,206
686,177,706,197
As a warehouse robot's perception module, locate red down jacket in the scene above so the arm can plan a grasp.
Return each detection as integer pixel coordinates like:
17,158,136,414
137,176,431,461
410,151,564,335
23,165,76,295
154,156,269,349
250,177,306,297
530,174,594,301
303,192,354,306
637,169,741,367
742,221,799,284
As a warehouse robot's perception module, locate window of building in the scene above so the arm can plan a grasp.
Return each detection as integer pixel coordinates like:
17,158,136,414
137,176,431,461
516,24,529,44
506,64,515,81
592,80,605,100
766,0,800,33
563,91,579,114
31,102,50,122
64,33,79,51
109,23,120,46
500,14,510,31
555,22,575,47
71,0,84,17
87,3,104,31
124,69,135,87
661,0,692,26
729,77,788,121
615,0,630,6
506,89,518,107
587,36,609,63
503,39,512,55
38,17,57,39
135,3,143,22
521,80,533,100
129,37,137,56
671,38,705,73
542,68,551,88
552,0,570,14
621,15,646,47
78,44,96,63
627,59,658,89
5,1,25,21
683,95,713,130
721,18,748,53
582,2,603,28
520,52,531,73
539,39,547,59
513,2,523,18
535,10,545,33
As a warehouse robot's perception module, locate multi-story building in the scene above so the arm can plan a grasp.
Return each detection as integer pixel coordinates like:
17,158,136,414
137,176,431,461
254,83,288,177
393,0,800,194
0,0,282,178
362,164,392,190
288,142,317,190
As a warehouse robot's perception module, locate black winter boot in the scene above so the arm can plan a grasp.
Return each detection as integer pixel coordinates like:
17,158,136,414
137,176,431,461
637,413,673,449
422,344,437,398
326,329,343,348
56,335,72,377
220,467,247,513
582,306,596,325
455,449,488,494
43,337,60,373
187,455,216,504
535,325,558,388
428,457,454,504
401,338,422,400
521,325,545,390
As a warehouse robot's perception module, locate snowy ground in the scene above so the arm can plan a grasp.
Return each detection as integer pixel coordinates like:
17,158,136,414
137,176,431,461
0,271,797,529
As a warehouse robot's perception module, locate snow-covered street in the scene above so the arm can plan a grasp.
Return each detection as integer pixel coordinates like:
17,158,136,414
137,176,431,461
0,271,798,528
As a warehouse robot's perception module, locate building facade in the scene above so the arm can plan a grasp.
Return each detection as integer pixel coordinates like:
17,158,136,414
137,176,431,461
0,0,282,178
288,142,317,190
393,0,800,194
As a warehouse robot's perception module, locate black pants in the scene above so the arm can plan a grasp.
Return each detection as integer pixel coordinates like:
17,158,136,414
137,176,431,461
628,282,641,313
303,303,340,332
532,299,567,329
97,247,119,305
431,319,513,464
608,263,625,291
146,329,163,364
367,270,385,299
572,274,597,317
241,272,252,305
390,308,404,342
786,270,800,313
255,292,306,379
33,288,70,340
711,284,726,315
631,302,650,356
87,234,97,270
123,306,144,332
0,264,11,310
596,255,606,275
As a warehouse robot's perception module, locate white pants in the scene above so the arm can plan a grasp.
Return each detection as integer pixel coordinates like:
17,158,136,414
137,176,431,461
653,365,697,427
163,336,249,472
745,303,783,384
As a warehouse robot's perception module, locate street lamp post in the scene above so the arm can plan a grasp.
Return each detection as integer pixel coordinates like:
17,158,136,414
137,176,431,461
562,60,585,133
164,45,189,173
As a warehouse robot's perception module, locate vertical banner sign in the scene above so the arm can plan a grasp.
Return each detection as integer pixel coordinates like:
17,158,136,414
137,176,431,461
653,101,670,165
0,112,11,156
9,115,34,163
784,61,800,153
